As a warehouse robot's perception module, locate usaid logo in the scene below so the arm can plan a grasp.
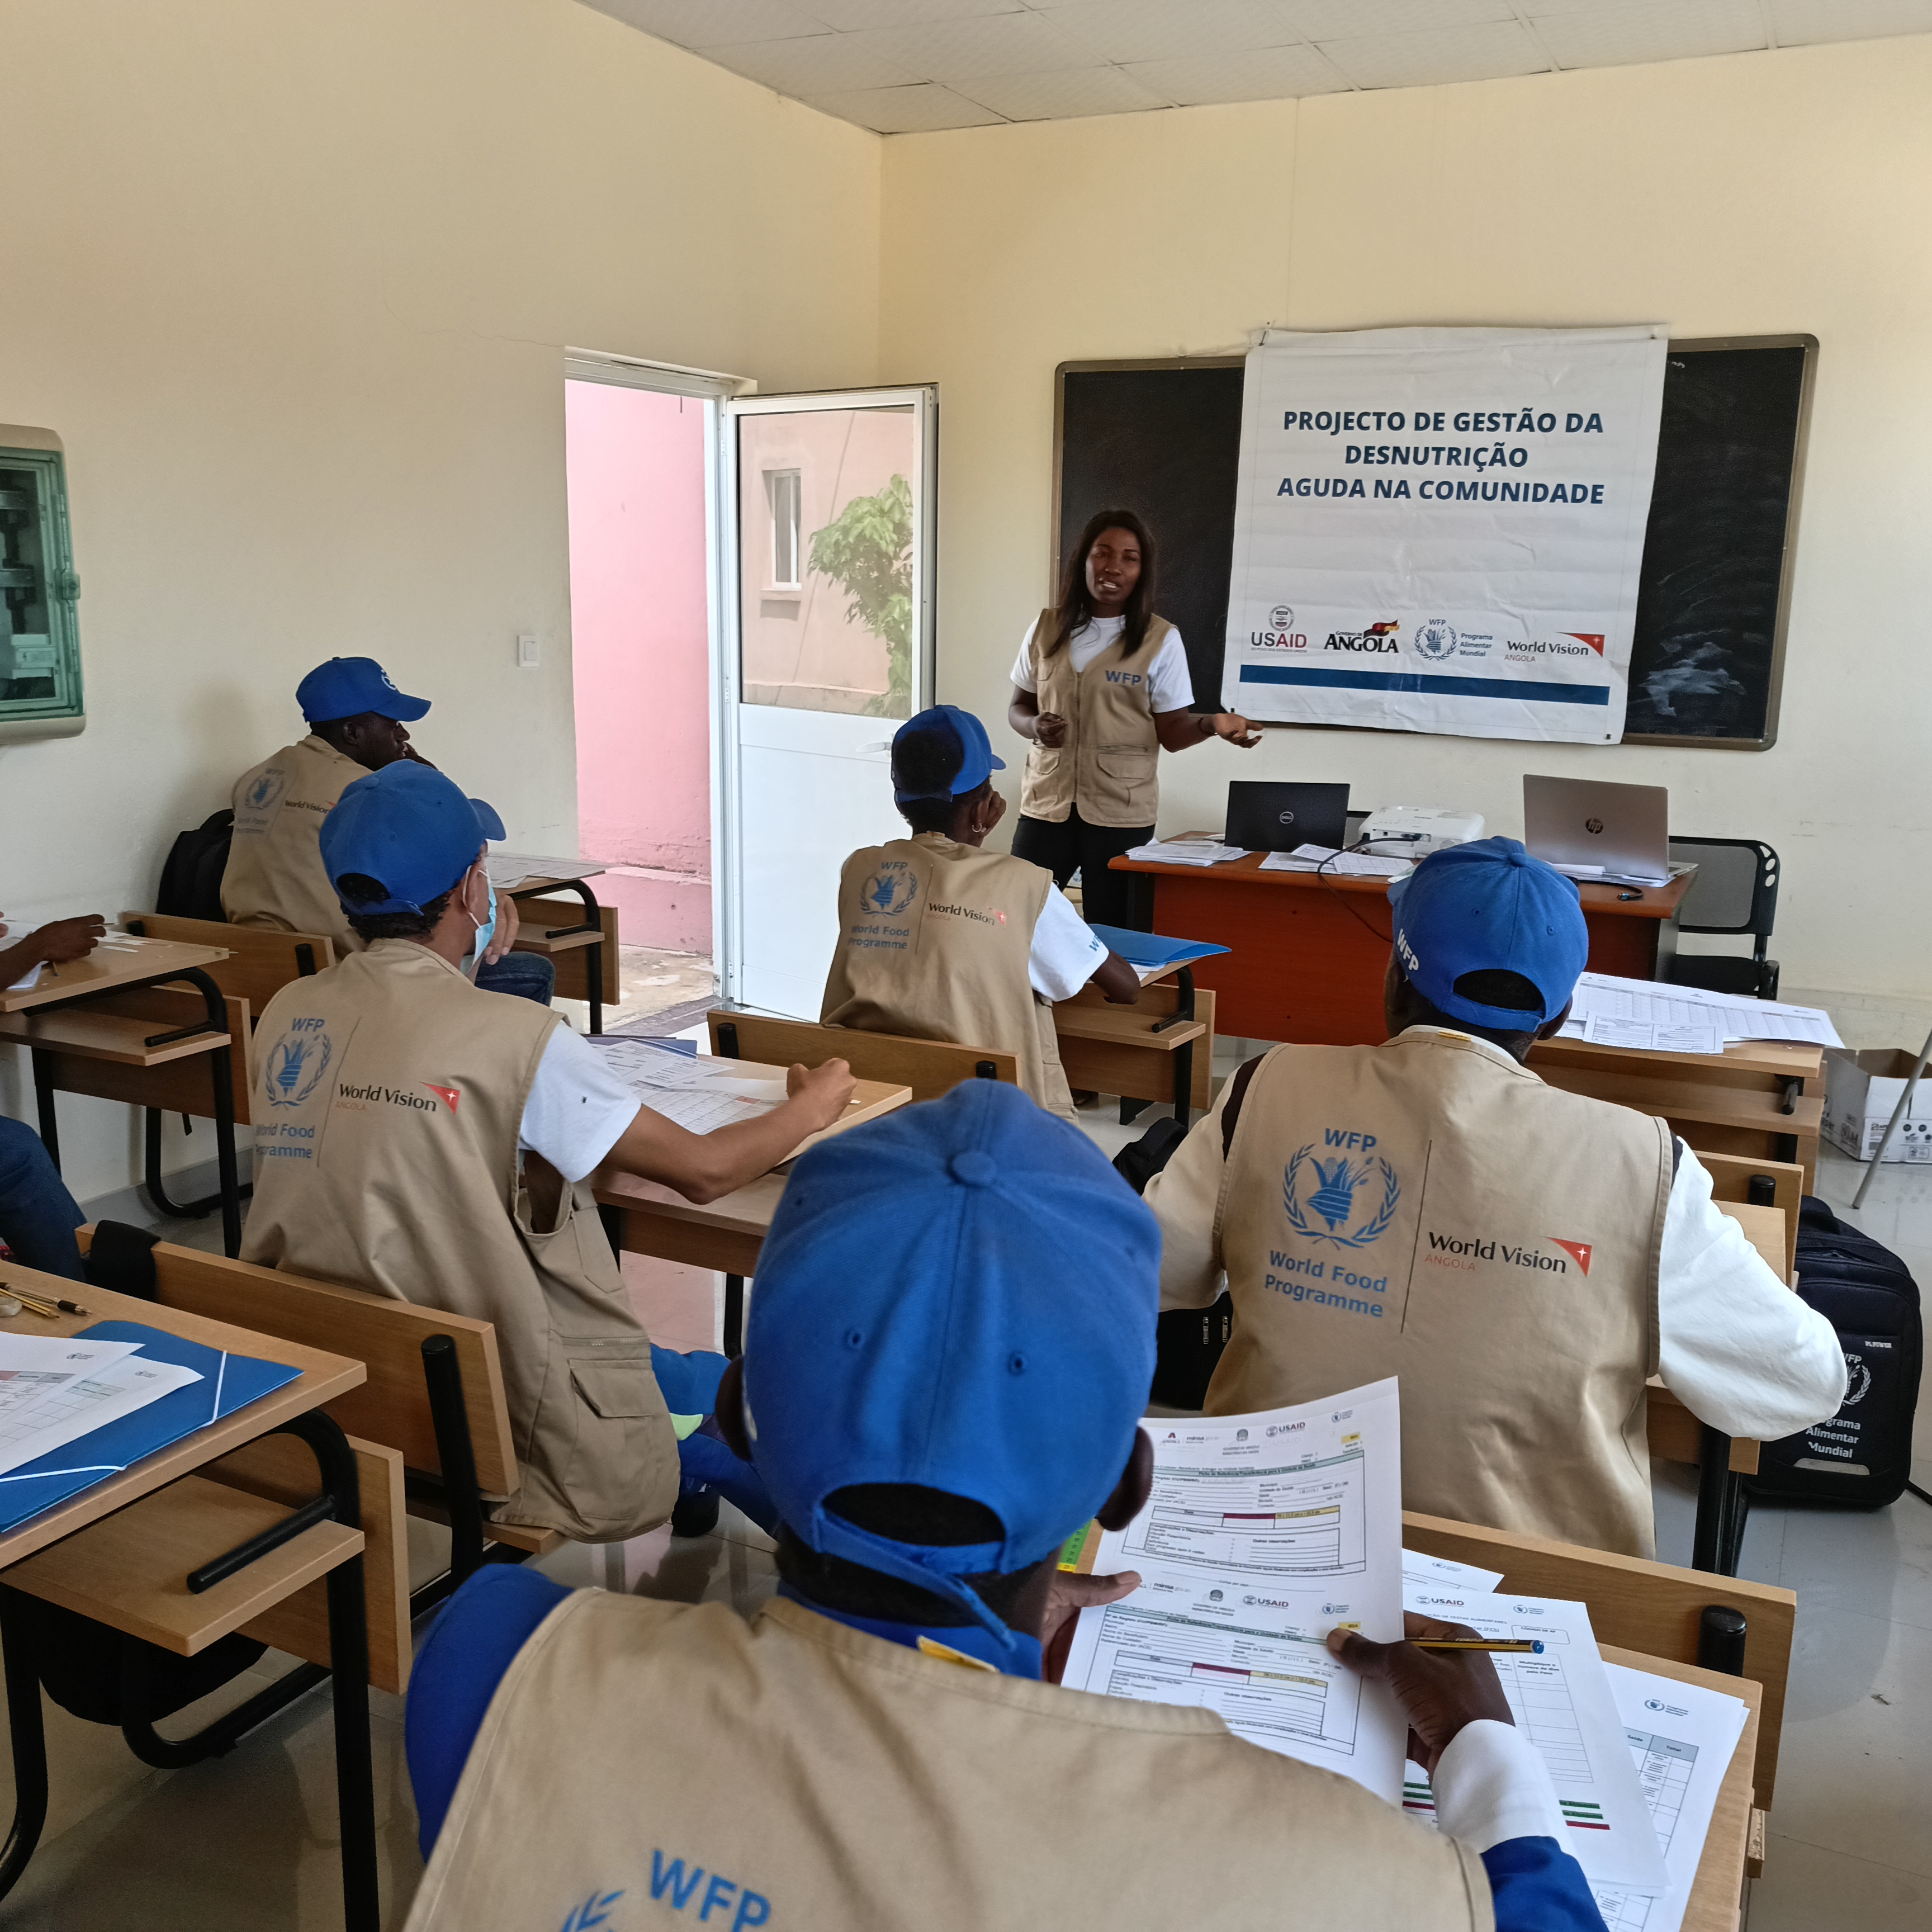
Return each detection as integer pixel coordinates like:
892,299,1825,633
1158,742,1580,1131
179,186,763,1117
1270,605,1295,629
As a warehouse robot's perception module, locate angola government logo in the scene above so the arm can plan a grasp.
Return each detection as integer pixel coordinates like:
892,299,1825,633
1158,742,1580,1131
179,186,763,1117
264,1028,333,1109
1283,1146,1401,1248
1414,619,1459,662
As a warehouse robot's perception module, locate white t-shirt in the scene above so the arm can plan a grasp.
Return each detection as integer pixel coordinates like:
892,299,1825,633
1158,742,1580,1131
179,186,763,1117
517,1025,643,1183
1030,883,1111,1002
1012,615,1195,715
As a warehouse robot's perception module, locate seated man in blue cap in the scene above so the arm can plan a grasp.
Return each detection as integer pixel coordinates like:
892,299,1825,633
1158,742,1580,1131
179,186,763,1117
821,703,1140,1121
222,655,551,1003
244,760,855,1544
1148,836,1844,1559
401,1081,1604,1932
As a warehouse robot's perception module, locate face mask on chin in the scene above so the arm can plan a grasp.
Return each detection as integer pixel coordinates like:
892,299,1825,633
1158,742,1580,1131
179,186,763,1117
461,871,498,979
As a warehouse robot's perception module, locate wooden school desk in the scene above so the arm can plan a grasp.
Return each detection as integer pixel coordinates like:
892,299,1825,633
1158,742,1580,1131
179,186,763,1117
0,935,246,1253
495,858,617,1034
0,1267,376,1924
595,1061,912,1354
1108,841,1691,1045
1054,959,1215,1123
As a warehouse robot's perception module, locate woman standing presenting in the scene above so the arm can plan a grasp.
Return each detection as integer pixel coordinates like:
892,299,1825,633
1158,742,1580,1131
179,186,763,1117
1007,509,1259,929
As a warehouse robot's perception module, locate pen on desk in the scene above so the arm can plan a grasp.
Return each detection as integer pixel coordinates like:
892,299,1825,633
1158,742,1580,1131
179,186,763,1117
2,1287,88,1318
1413,1639,1545,1654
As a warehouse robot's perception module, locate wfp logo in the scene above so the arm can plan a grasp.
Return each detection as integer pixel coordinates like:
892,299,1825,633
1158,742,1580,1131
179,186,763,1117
859,870,912,915
1414,619,1459,662
264,1027,334,1109
1283,1144,1400,1248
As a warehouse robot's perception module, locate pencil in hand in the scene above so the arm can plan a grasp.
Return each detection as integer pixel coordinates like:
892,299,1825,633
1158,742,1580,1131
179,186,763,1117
1412,1638,1545,1655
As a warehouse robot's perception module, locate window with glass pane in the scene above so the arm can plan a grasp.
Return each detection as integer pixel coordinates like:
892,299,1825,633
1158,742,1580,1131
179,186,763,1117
738,406,916,718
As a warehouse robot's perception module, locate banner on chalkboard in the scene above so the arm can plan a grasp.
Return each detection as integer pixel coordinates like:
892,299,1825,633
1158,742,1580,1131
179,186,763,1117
1223,326,1668,744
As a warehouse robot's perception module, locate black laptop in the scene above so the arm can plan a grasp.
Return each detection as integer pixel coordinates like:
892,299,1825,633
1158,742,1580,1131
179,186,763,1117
1224,781,1351,854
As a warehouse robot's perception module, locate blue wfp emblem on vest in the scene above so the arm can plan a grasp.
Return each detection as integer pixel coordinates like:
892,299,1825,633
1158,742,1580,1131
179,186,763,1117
859,861,915,915
1283,1138,1400,1248
557,1892,623,1931
235,766,288,833
264,1024,334,1108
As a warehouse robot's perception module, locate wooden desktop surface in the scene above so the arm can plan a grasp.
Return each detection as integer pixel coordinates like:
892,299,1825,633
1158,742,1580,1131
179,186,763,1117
0,935,231,1015
0,1263,363,1569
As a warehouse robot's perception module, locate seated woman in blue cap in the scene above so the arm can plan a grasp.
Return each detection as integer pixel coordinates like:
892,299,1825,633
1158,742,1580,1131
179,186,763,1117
242,760,856,1546
402,1082,1605,1932
1147,836,1845,1559
820,703,1140,1121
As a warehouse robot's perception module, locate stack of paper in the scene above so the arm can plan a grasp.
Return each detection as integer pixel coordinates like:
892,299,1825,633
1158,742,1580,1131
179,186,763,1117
1122,838,1249,868
1085,925,1230,987
586,1036,785,1135
0,1333,203,1480
484,853,612,891
1258,844,1414,880
1560,972,1843,1054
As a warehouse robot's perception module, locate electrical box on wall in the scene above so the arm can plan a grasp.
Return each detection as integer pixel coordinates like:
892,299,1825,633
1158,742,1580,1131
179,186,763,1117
0,427,84,742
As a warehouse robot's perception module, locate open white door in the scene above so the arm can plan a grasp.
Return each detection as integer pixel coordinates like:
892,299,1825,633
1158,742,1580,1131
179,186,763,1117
716,386,937,1017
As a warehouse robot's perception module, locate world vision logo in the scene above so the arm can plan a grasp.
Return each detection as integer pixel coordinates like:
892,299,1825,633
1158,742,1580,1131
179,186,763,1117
1548,1237,1592,1274
423,1084,460,1113
1567,633,1605,655
1425,1230,1590,1275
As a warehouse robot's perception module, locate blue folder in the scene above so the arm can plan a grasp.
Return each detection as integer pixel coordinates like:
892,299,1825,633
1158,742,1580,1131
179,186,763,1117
1085,925,1230,970
0,1321,303,1535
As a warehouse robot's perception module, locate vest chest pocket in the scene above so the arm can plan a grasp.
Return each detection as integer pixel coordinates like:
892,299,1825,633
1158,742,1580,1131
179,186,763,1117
1095,746,1156,783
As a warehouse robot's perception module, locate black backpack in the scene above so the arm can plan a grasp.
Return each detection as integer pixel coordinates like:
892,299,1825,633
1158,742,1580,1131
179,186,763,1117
1747,1195,1923,1509
156,808,234,920
1112,1117,1233,1410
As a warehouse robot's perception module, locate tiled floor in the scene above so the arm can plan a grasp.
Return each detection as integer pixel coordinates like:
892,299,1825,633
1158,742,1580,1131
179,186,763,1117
8,1014,1929,1926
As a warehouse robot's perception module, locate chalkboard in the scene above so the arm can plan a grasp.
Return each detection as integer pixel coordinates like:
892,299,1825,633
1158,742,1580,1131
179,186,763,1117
1053,337,1815,749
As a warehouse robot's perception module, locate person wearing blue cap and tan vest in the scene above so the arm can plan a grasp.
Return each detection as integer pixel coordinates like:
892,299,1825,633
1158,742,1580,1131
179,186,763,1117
399,1082,1609,1932
822,704,1141,1122
221,656,550,1002
244,760,856,1543
1148,836,1845,1559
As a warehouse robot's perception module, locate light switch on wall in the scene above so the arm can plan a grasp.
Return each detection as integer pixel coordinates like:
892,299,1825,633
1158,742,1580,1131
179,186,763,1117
516,633,541,669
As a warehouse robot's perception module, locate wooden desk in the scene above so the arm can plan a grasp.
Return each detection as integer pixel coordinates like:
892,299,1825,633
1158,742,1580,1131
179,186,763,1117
595,1062,911,1353
0,935,247,1253
1109,844,1690,1044
0,1266,371,1915
496,859,614,1032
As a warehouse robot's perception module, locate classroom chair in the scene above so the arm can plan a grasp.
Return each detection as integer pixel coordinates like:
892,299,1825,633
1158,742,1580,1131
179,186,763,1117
1664,837,1782,1000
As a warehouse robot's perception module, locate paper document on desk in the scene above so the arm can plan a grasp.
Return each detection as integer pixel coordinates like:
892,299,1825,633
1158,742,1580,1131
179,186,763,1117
0,1334,143,1437
1401,1549,1504,1599
1564,972,1843,1050
1258,844,1414,880
1395,1589,1668,1888
485,853,610,890
4,962,42,991
585,1037,785,1134
1123,839,1249,867
0,1349,204,1480
1060,1378,1408,1801
1583,1014,1724,1056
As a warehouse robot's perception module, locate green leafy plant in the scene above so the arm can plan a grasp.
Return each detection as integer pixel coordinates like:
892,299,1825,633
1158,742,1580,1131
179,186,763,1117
807,473,913,718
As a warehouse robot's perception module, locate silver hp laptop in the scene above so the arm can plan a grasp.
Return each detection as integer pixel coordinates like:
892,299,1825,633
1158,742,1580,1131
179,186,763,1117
1522,775,1672,887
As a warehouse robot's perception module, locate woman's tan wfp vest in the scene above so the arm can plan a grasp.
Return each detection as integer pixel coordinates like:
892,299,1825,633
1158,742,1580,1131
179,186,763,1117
402,1590,1490,1932
1019,608,1175,827
244,942,680,1541
1210,1031,1672,1557
221,735,366,957
821,834,1077,1121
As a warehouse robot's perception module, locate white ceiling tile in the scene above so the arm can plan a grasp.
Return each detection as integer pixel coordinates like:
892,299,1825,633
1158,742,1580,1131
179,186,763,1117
1318,17,1551,88
955,61,1172,119
1275,0,1513,38
1768,0,1932,46
804,0,1024,27
707,32,923,91
843,11,1091,80
579,0,830,50
803,81,1010,130
1124,39,1351,104
1530,0,1768,69
1036,0,1303,65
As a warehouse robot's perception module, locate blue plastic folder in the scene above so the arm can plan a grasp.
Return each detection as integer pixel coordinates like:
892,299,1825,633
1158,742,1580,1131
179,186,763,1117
1085,925,1230,970
0,1322,302,1535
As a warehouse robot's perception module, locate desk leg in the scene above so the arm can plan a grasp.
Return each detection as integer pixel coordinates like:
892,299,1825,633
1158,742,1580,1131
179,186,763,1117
0,1588,49,1902
723,1275,746,1358
1172,1039,1195,1130
1693,1426,1739,1575
29,1053,58,1169
176,969,244,1258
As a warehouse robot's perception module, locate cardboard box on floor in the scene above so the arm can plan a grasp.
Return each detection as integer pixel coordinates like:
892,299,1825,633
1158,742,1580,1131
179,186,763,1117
1821,1048,1932,1163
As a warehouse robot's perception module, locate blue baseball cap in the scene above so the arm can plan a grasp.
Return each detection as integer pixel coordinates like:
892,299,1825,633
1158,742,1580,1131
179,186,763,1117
319,761,505,916
743,1081,1158,1650
297,656,432,726
1385,836,1589,1030
891,704,1005,806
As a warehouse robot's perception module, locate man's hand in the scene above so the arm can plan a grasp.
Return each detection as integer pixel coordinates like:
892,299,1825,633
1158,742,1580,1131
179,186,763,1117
1042,1567,1141,1684
1034,710,1068,749
30,916,108,965
1213,712,1263,748
785,1058,856,1133
1327,1612,1515,1774
484,889,519,965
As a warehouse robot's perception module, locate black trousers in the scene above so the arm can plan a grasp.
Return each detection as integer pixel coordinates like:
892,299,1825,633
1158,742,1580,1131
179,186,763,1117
1011,809,1154,931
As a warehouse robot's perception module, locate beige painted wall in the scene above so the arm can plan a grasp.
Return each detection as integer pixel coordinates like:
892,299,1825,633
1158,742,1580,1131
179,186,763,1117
880,36,1932,1001
0,0,882,1197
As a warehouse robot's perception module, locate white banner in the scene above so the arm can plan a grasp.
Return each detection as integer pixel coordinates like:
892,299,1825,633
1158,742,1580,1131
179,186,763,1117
1222,326,1668,744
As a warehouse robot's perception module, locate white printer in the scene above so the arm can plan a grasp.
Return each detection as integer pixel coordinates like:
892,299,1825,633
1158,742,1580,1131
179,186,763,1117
1357,805,1486,860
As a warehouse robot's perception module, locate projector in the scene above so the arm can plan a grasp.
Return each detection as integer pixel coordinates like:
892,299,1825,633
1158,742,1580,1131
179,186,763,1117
1358,805,1486,859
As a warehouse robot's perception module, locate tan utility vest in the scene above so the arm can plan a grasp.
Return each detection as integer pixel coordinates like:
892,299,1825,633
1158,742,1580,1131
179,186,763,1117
821,834,1076,1121
1210,1030,1672,1557
402,1590,1490,1932
221,735,366,957
244,941,680,1541
1019,608,1176,827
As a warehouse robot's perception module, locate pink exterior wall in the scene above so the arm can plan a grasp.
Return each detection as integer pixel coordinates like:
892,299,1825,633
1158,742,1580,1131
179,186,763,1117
566,381,712,953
